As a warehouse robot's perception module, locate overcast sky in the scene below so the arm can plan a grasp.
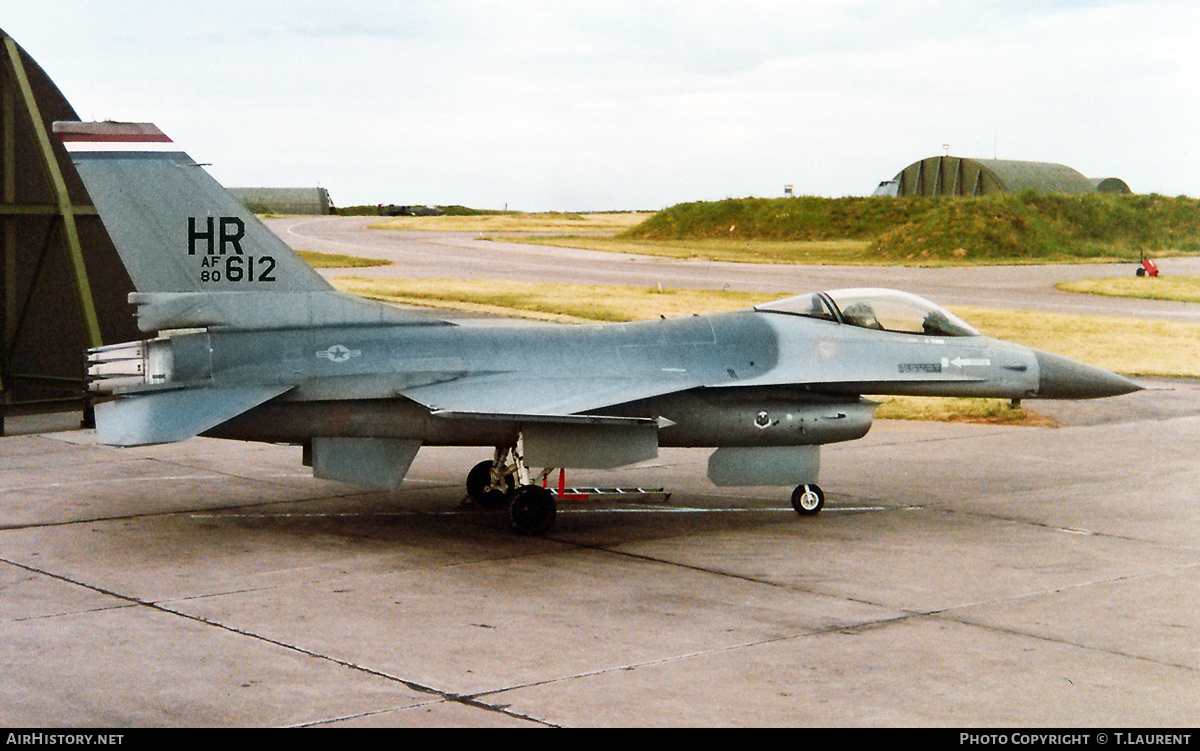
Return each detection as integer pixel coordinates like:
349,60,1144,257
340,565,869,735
6,1,1196,211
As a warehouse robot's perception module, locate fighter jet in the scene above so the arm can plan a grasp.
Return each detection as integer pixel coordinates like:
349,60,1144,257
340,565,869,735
60,121,1141,535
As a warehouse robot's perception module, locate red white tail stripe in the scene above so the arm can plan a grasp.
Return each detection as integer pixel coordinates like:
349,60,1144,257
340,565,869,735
53,122,180,152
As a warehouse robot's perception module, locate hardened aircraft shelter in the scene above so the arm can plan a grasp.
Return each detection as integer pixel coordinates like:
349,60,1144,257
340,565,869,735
878,156,1131,197
0,29,139,433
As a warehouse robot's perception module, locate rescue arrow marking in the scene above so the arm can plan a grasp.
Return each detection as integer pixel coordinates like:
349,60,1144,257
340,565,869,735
942,357,991,369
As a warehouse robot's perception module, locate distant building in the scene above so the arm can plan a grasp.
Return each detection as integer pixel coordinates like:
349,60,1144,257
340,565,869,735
230,187,334,215
878,156,1130,197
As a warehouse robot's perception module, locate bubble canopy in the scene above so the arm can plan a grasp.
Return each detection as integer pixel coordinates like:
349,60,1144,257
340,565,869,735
755,288,981,338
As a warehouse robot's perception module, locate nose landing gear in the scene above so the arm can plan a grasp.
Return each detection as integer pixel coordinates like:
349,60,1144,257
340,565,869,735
791,484,825,516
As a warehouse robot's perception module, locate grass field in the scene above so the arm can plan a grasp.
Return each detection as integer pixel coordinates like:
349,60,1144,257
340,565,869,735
365,201,1200,267
366,211,887,265
512,235,881,265
297,250,390,268
331,277,775,323
623,194,1200,264
1057,275,1200,303
956,306,1198,379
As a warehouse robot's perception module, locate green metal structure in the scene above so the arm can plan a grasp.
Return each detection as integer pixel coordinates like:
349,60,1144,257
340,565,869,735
229,187,334,215
0,29,139,434
882,155,1131,197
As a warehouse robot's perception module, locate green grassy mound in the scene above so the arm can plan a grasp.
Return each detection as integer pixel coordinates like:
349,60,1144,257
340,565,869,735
624,193,1200,263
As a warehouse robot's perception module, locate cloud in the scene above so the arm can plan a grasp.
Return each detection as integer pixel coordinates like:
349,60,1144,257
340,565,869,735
5,0,1197,208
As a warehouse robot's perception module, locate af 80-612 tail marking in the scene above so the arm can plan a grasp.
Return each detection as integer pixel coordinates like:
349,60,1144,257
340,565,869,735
198,255,276,284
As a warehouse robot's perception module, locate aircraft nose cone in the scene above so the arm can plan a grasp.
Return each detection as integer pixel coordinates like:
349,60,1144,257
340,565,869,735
1034,350,1142,399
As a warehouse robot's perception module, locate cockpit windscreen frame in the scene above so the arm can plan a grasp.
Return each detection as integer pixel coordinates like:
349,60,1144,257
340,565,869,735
755,288,981,338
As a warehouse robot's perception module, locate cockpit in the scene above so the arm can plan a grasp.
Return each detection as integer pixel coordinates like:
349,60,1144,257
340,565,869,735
754,288,980,338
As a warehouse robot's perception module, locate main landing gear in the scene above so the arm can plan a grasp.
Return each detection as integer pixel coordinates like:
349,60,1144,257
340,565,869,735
468,448,828,534
466,446,557,535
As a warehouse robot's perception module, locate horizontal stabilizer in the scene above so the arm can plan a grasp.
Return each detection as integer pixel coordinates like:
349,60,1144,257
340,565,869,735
95,384,292,446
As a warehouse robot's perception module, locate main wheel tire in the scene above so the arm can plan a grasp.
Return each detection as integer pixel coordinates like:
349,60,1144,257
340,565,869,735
791,484,825,516
507,485,557,535
466,460,513,510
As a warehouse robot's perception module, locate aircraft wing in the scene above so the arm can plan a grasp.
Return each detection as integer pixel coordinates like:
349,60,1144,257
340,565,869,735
399,371,700,417
398,372,697,471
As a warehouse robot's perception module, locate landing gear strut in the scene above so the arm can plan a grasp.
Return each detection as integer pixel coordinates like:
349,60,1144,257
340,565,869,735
791,484,825,516
466,459,513,510
468,448,826,532
465,445,558,535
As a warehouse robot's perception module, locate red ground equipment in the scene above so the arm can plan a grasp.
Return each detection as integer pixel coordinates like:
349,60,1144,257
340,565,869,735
1136,254,1159,277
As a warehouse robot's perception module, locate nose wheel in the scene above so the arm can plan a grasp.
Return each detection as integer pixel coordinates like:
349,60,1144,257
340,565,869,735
791,484,825,516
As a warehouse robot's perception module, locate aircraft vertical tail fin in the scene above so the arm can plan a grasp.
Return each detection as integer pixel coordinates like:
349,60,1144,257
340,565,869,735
54,122,446,331
56,122,330,294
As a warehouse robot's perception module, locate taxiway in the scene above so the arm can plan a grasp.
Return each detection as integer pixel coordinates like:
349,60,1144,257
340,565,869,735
268,216,1200,323
1,221,1197,726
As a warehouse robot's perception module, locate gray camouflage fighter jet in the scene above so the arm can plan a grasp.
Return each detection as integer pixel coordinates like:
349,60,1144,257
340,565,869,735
60,121,1141,535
